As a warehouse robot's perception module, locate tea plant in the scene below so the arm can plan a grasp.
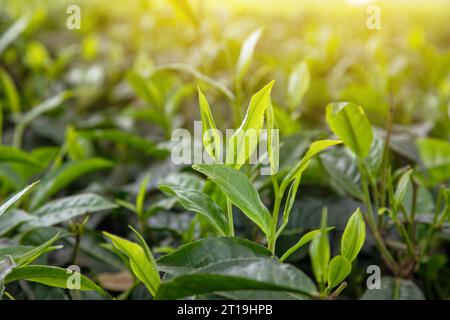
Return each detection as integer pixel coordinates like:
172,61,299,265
0,0,449,301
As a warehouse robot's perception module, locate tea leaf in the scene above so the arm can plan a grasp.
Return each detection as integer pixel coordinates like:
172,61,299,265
0,181,39,218
341,208,366,262
29,158,114,210
24,193,117,230
417,138,450,184
5,265,105,296
198,87,222,162
280,227,334,262
327,255,351,290
227,81,274,168
282,139,342,188
265,100,279,175
158,185,229,236
156,258,317,299
326,102,373,159
193,164,272,237
14,232,61,266
157,237,270,275
136,173,151,217
309,211,330,285
361,277,425,300
287,61,310,111
129,226,159,275
103,232,160,297
236,29,262,82
320,148,363,199
394,168,413,210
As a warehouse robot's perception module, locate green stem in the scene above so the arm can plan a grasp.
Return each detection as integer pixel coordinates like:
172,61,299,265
226,198,234,236
71,229,82,266
359,161,398,274
4,291,15,300
329,281,347,299
268,174,285,254
421,187,446,258
269,192,282,254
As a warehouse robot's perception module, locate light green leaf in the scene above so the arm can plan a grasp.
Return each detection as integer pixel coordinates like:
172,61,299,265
198,87,222,162
280,227,334,262
0,68,20,115
103,232,160,297
394,168,413,210
0,247,30,263
227,81,274,168
14,232,61,266
326,102,373,159
287,61,310,111
0,181,39,218
417,138,450,184
341,208,366,262
265,101,279,175
129,226,159,274
309,211,330,285
236,29,262,82
282,139,342,188
327,255,351,290
136,173,151,217
193,164,272,237
158,185,229,236
5,265,105,296
29,158,113,210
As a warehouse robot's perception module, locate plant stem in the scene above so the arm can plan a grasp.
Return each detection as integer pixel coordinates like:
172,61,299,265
4,291,15,300
379,98,394,229
421,187,445,258
269,192,283,254
359,161,398,274
329,282,347,299
226,198,234,236
268,175,284,254
71,229,81,266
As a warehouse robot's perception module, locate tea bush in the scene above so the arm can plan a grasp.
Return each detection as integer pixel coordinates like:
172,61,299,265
0,0,449,300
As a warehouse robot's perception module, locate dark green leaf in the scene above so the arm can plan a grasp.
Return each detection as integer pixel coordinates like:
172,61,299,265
193,164,272,237
158,185,229,236
156,258,317,300
157,237,271,275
